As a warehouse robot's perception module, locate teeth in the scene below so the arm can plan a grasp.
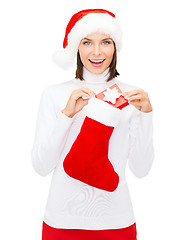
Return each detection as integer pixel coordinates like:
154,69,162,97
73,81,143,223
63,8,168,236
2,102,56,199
90,59,104,63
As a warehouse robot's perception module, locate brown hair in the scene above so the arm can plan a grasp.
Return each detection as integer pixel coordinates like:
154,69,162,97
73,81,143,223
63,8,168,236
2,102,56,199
75,42,120,82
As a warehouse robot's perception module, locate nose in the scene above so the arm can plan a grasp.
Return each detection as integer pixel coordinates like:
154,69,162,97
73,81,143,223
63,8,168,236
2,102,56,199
93,43,101,56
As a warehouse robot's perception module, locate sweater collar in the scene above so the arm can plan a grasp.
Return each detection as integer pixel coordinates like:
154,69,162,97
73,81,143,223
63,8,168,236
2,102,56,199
82,67,110,84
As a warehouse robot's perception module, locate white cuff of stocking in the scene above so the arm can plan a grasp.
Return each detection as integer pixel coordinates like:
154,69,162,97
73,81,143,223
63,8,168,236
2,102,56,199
87,97,122,127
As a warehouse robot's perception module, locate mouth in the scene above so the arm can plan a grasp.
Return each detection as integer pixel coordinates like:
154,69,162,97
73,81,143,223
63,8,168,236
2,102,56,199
88,59,105,67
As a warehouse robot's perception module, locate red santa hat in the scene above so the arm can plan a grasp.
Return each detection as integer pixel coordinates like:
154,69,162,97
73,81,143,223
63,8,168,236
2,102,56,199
52,9,123,69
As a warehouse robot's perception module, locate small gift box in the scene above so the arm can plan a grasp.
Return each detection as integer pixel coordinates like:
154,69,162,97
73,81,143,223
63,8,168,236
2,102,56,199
95,84,129,110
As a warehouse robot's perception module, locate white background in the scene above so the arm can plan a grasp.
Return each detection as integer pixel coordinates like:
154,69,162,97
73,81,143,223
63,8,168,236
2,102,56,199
0,0,187,239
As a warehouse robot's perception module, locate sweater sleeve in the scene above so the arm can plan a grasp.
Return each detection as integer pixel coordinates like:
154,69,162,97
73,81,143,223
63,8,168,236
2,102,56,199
31,86,75,177
128,107,155,178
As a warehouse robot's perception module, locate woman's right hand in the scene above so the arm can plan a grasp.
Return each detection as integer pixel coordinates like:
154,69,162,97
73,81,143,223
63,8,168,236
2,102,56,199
62,87,96,118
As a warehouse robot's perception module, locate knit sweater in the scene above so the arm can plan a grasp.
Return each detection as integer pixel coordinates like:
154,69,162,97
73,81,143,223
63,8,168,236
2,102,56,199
31,67,154,230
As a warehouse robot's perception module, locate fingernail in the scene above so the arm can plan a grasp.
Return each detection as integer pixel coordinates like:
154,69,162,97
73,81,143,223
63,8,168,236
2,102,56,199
82,96,88,99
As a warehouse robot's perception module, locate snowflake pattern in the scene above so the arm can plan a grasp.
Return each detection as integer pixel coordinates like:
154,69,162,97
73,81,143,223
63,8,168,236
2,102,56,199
103,87,122,104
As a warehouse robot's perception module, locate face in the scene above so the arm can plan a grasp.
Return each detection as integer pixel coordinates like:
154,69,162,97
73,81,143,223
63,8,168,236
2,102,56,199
78,32,115,74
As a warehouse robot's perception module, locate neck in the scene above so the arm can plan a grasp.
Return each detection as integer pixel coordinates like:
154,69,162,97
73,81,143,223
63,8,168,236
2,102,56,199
82,67,110,84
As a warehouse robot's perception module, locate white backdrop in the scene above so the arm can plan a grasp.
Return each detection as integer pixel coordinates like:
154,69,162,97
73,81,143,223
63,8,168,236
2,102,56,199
0,0,187,239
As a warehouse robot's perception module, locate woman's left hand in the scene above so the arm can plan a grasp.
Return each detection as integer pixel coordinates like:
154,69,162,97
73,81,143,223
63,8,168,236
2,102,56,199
122,89,153,113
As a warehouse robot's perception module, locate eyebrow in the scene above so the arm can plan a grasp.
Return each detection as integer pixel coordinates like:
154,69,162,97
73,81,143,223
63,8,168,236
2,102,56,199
82,37,113,41
102,38,113,41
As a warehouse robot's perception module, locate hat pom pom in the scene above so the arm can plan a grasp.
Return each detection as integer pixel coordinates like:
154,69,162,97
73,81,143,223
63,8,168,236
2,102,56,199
52,48,75,69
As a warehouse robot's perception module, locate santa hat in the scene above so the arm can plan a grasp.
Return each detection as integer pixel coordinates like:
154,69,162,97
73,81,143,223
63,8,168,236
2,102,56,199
52,9,123,69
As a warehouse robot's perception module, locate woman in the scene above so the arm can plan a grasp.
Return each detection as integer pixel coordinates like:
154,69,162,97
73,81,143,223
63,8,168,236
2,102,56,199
31,9,154,240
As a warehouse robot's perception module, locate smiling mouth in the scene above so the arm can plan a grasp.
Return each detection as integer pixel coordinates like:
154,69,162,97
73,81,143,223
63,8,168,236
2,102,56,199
89,59,105,64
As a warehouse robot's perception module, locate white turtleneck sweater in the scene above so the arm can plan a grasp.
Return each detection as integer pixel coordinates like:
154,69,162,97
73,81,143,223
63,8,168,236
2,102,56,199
31,67,154,230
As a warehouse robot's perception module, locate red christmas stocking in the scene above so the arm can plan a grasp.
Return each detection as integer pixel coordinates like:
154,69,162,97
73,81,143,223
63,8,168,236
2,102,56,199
63,97,122,192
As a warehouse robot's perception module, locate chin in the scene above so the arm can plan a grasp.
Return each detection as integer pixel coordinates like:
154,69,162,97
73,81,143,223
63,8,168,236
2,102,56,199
88,66,107,75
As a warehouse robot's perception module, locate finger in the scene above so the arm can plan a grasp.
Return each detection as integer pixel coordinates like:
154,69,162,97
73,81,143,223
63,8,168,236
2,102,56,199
80,87,95,96
72,91,91,100
122,89,144,98
73,88,91,95
73,89,94,99
129,101,142,111
80,90,95,99
81,90,95,97
82,94,90,100
128,94,143,102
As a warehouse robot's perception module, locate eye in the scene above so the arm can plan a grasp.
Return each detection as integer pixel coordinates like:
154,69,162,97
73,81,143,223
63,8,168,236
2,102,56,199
102,41,111,45
83,41,91,46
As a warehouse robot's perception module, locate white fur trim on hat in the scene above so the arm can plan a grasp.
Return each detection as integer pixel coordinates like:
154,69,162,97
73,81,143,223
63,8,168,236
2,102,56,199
52,48,76,69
